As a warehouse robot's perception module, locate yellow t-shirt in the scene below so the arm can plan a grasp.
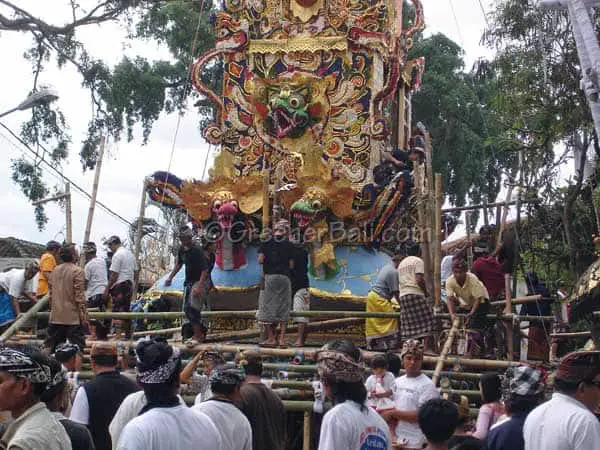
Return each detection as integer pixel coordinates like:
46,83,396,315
445,272,489,307
37,252,57,296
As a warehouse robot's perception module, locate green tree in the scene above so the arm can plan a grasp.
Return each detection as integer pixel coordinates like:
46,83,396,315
410,33,514,209
483,0,599,280
0,0,217,228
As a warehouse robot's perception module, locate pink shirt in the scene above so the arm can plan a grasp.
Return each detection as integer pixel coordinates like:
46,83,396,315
473,402,504,440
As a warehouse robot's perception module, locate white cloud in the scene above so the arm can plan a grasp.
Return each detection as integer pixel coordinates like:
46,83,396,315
0,0,487,247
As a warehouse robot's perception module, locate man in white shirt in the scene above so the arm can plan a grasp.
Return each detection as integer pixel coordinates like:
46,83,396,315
105,236,136,338
381,339,439,449
116,338,222,450
192,365,252,450
83,242,109,339
524,351,600,450
0,263,39,302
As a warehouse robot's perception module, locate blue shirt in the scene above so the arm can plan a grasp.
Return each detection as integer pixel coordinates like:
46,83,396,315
484,413,527,450
0,291,16,326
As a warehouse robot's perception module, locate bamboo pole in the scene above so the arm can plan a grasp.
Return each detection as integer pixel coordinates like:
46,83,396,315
551,331,591,338
0,296,48,342
489,295,545,307
442,199,540,213
433,318,459,386
434,174,443,308
82,136,105,252
133,184,147,294
465,211,473,269
65,182,73,244
303,411,311,450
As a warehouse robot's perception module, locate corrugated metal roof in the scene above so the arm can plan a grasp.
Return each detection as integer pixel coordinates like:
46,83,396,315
0,237,45,258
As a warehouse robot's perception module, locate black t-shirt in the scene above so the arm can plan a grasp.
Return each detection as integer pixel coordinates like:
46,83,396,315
60,418,96,450
177,244,209,284
259,238,294,276
290,245,309,294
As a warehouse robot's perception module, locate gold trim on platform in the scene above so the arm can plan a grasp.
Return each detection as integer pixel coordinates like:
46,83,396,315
308,287,367,303
248,36,347,54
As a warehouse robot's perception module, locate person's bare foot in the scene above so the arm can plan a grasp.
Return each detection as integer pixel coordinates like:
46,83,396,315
260,340,277,347
293,340,304,347
278,339,287,348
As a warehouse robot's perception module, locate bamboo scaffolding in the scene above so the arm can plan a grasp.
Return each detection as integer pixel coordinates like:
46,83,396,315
489,295,546,307
303,411,311,450
442,199,540,213
32,310,555,321
0,296,48,341
434,174,442,308
551,331,591,338
433,318,459,386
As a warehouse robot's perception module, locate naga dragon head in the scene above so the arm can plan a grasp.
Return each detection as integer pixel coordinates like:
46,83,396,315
291,187,328,229
212,190,239,230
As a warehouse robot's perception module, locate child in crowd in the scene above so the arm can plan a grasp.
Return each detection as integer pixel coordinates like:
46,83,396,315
366,355,396,411
417,398,459,450
472,373,504,440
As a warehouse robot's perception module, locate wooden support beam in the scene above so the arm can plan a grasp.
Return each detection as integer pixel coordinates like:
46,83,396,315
433,318,459,386
0,296,48,342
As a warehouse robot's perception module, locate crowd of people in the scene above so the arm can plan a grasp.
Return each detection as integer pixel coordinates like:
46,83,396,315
0,334,598,449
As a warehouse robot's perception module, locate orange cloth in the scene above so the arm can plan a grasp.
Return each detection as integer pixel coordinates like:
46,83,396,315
49,263,87,325
37,252,57,296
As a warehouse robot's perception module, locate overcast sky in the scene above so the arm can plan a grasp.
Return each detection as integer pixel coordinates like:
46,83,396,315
0,0,491,249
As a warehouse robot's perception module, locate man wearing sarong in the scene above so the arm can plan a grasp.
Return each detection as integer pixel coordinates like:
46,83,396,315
257,220,294,347
445,257,491,356
165,226,211,345
365,253,402,351
105,236,136,339
398,241,438,353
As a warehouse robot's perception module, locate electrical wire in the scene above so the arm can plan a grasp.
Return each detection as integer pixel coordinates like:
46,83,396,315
159,0,207,205
448,0,465,49
476,0,490,29
0,121,169,242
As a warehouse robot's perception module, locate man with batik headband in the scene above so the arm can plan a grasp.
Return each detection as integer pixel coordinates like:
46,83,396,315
524,351,600,449
54,342,83,398
192,365,253,450
180,350,225,404
41,357,95,450
382,339,439,449
0,345,71,449
116,339,222,450
316,339,391,450
486,365,545,450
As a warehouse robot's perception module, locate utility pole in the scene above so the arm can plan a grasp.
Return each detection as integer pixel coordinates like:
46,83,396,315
540,0,600,141
32,183,72,244
82,137,106,245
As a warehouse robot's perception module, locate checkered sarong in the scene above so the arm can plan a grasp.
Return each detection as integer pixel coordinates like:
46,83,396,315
399,294,438,340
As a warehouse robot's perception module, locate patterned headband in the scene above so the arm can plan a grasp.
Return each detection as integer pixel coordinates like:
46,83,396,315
0,348,50,384
202,351,225,363
209,366,245,385
47,367,68,390
401,339,424,359
54,342,81,358
315,350,365,383
137,347,181,384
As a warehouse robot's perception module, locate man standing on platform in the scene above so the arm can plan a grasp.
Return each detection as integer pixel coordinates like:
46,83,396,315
471,243,505,302
83,242,109,340
45,244,88,352
105,236,136,339
165,226,211,345
36,240,60,335
291,239,310,347
70,342,138,450
397,241,437,353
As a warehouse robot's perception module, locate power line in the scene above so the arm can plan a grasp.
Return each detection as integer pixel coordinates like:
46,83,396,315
477,0,491,29
0,121,169,240
448,0,465,49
